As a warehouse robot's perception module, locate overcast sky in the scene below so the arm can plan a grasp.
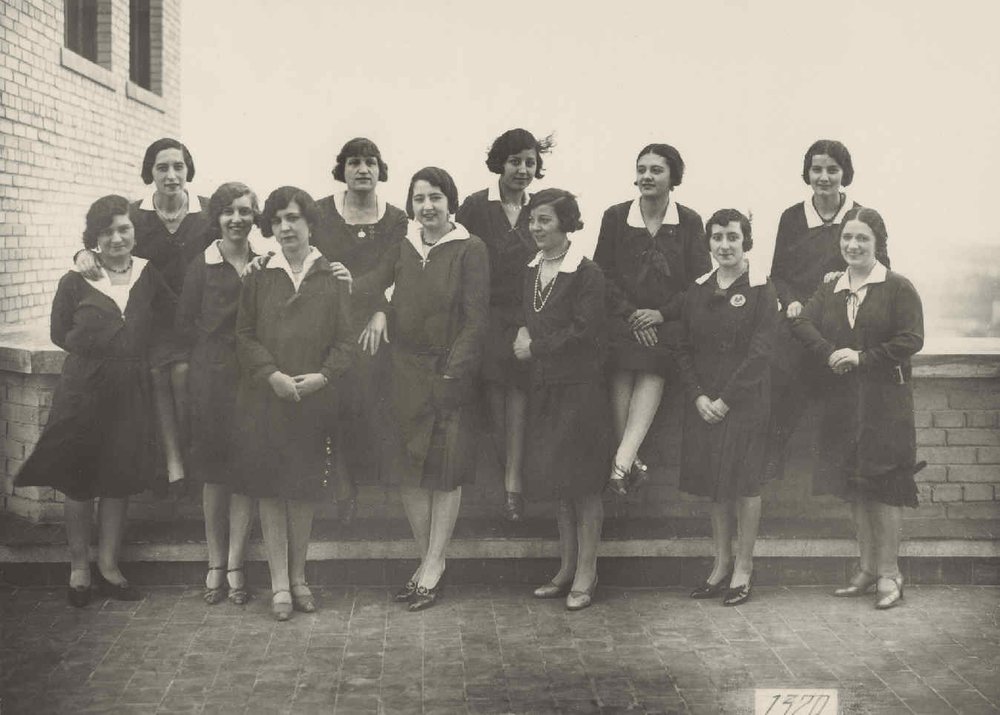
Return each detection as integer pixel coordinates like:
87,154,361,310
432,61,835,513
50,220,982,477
179,0,1000,335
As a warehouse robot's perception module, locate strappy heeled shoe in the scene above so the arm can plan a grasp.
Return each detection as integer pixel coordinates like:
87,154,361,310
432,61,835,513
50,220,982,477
690,571,733,599
874,574,904,610
566,577,598,611
533,578,573,599
203,565,227,605
502,491,525,522
227,567,250,606
628,458,650,492
393,580,418,602
608,464,629,496
291,583,316,613
722,575,752,607
408,570,446,612
833,569,877,597
272,590,293,621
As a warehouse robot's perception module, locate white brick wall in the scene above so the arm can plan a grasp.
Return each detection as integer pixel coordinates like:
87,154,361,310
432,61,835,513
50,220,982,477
0,0,182,324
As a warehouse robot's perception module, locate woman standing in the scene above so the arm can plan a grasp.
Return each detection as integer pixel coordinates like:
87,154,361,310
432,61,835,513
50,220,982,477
177,182,259,606
456,128,554,522
594,143,710,494
792,208,923,610
235,186,356,620
514,189,609,611
767,140,889,477
313,138,408,523
676,210,778,607
358,167,489,611
76,138,212,484
18,196,174,606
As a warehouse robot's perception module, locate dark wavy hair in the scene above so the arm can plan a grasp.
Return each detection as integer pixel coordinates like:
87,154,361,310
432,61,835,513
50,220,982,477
485,128,555,178
840,206,889,264
802,139,854,187
405,167,460,219
259,186,319,238
705,208,753,251
527,188,584,233
636,143,684,188
332,137,389,182
205,182,260,242
82,195,131,249
140,137,195,185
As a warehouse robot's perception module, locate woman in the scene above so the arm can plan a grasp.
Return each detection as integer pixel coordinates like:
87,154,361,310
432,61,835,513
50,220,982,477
676,210,778,607
235,186,356,620
513,189,608,611
357,167,489,611
177,182,259,606
594,143,710,495
313,138,408,524
456,128,554,522
17,195,174,606
767,139,889,478
792,208,924,610
76,138,212,484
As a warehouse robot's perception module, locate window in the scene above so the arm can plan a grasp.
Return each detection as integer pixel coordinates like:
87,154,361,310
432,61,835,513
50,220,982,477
129,0,163,95
63,0,112,69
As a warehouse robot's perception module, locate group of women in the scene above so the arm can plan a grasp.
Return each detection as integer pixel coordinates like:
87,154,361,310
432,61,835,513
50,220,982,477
15,131,925,619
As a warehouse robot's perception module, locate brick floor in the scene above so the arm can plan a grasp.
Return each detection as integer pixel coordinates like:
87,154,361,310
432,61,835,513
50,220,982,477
0,584,998,714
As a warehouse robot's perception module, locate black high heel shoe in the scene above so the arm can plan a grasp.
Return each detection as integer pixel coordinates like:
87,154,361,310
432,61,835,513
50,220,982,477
722,575,752,607
67,585,92,608
94,571,141,601
690,571,733,599
874,574,904,610
393,580,418,602
408,570,446,612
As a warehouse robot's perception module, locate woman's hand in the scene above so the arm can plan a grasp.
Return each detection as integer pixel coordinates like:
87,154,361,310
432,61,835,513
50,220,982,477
330,262,353,292
268,371,300,401
243,253,273,277
513,326,532,361
292,373,327,397
695,395,729,424
74,249,104,281
828,348,860,375
629,308,664,331
785,301,804,319
358,311,389,356
823,271,844,284
633,326,658,347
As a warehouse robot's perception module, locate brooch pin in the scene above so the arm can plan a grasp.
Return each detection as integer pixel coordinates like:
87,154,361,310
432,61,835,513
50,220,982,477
730,294,746,307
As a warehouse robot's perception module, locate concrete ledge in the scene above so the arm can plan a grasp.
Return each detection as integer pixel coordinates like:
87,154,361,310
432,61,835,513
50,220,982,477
59,47,116,92
125,80,166,113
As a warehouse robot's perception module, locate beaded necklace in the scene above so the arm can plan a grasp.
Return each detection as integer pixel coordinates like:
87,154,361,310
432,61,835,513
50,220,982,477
532,246,570,313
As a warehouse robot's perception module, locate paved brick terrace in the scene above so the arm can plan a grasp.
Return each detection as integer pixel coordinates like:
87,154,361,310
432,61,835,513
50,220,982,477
1,584,997,714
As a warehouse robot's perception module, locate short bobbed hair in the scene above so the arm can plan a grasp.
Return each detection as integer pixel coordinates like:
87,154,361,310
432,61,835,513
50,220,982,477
636,143,684,188
705,208,753,251
840,206,888,261
802,139,854,187
141,137,195,185
332,137,389,182
485,128,555,178
405,167,460,219
206,182,260,242
527,188,584,234
82,195,131,249
259,186,318,238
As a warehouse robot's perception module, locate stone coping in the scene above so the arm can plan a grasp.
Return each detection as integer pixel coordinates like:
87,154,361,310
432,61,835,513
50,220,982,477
2,321,1000,377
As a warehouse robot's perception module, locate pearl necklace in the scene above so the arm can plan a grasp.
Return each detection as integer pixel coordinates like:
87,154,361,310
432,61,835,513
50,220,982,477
533,249,569,313
153,192,189,225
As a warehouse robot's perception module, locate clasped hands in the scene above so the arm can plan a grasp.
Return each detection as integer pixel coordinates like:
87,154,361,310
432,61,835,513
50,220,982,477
629,309,663,347
513,326,532,361
695,395,729,424
268,371,326,401
827,348,860,375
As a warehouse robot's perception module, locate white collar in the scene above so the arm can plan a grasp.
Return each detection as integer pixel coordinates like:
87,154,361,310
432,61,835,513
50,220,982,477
204,240,253,265
137,187,199,211
405,220,470,254
333,191,387,221
695,260,767,287
85,256,149,307
804,193,854,229
487,181,531,205
834,261,888,294
267,246,322,275
527,239,586,274
626,198,679,229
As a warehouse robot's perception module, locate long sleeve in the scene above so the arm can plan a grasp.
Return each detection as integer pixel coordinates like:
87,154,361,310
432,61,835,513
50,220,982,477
770,209,797,307
858,277,924,371
593,208,635,319
659,217,709,321
175,259,205,347
443,239,490,380
719,282,779,406
529,264,606,358
791,285,837,363
353,239,400,318
50,273,79,351
673,290,704,405
235,273,279,383
320,282,358,383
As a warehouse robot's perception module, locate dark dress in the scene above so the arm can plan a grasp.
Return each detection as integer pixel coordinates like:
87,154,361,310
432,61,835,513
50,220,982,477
791,265,923,507
593,199,710,375
675,269,779,500
354,223,490,490
234,251,356,500
312,194,408,483
456,186,535,388
129,193,212,367
16,261,174,500
176,241,257,486
520,246,611,501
